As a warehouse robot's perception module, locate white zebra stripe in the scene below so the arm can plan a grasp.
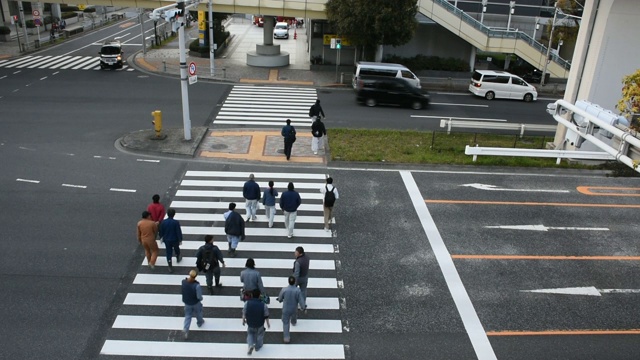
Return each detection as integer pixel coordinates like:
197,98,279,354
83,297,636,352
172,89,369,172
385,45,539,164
144,257,335,270
124,293,340,309
134,274,338,288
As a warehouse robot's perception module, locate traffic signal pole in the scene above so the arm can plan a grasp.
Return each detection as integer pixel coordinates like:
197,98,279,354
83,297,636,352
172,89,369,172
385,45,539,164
178,11,191,141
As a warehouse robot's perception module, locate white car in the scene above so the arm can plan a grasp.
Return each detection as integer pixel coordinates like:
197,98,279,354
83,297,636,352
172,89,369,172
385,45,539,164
468,70,537,102
273,22,289,39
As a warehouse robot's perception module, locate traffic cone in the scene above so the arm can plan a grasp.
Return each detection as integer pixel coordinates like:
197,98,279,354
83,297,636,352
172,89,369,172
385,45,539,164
294,29,297,40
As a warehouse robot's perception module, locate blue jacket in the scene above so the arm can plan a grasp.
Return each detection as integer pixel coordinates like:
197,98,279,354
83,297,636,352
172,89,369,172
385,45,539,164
224,210,245,237
243,298,269,328
262,187,278,206
160,218,182,243
279,190,301,212
243,180,261,200
281,124,296,141
181,279,203,306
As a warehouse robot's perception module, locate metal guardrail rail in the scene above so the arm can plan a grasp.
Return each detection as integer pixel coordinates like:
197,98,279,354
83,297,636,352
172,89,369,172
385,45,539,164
465,145,616,164
439,118,557,137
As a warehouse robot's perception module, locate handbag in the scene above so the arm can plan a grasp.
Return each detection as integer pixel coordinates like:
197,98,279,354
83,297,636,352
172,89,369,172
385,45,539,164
259,293,270,304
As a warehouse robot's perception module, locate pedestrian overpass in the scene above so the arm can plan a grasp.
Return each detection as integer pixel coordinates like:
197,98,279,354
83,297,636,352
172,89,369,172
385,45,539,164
40,0,570,79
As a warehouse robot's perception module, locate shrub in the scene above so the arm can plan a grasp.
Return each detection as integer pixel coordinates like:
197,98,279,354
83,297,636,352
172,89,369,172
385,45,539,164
0,26,10,35
60,6,79,12
83,7,96,13
25,20,36,28
617,69,640,131
44,16,59,25
61,12,77,20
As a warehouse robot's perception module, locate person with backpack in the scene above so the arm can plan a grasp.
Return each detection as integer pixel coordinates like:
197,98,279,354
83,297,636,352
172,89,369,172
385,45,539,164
262,180,278,228
320,177,339,231
310,116,327,155
308,99,325,121
224,202,245,258
281,119,296,161
196,235,226,295
279,182,302,238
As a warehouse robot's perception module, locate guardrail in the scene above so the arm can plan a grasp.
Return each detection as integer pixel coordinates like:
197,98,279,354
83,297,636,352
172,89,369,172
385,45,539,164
465,145,616,164
439,118,557,137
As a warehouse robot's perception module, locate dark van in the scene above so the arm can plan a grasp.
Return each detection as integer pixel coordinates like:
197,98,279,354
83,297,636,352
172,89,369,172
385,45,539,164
355,76,430,110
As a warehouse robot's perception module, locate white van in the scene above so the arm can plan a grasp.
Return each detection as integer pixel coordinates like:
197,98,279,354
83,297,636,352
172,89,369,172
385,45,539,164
352,62,421,89
468,70,537,102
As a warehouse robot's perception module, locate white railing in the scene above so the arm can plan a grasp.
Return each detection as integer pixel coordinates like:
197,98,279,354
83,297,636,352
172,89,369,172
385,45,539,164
439,118,557,137
465,145,615,164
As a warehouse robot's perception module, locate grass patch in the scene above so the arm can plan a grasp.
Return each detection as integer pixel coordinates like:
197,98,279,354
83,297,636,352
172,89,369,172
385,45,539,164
328,128,603,168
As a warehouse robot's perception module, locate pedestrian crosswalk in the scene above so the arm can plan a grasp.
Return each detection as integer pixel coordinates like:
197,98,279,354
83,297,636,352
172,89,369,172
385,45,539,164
0,55,132,71
215,85,318,128
100,171,345,359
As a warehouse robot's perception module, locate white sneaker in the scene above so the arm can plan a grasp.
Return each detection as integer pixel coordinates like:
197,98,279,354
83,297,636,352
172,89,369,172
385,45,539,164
324,227,330,231
313,151,318,155
287,235,292,239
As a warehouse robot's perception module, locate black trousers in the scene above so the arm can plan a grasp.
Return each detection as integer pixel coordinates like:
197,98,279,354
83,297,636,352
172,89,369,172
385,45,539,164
284,139,294,159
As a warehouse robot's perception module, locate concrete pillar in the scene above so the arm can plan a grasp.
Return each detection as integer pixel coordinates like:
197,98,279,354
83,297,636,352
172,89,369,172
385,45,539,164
1,0,10,24
263,16,274,46
503,54,511,70
553,0,640,148
469,46,476,71
51,3,61,20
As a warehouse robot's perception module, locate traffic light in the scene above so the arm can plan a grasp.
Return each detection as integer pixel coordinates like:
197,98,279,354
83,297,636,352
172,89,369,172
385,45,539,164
336,38,342,49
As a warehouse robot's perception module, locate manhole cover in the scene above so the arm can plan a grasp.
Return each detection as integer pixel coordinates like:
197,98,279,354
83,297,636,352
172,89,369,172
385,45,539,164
210,143,228,150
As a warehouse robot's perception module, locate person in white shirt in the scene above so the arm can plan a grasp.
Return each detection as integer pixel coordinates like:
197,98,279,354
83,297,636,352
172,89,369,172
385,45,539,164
319,177,339,231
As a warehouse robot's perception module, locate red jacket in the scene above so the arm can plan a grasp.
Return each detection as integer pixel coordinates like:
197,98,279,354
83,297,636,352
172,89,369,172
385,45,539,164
147,202,166,223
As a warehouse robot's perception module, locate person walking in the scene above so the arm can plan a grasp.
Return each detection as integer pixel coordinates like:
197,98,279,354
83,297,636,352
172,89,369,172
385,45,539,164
277,276,305,344
308,99,325,121
196,235,226,295
240,258,266,297
262,181,278,228
279,182,301,238
243,174,261,222
147,194,166,224
293,246,310,310
224,202,245,258
159,208,183,273
182,269,205,340
281,119,297,161
137,211,159,269
320,177,339,231
310,116,327,155
242,289,271,355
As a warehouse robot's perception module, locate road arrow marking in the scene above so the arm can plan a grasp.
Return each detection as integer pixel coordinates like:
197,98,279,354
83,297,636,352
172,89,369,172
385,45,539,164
484,225,609,231
521,286,640,296
462,183,570,193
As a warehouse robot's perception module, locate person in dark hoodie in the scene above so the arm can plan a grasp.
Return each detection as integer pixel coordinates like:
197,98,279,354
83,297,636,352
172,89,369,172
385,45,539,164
224,202,245,257
279,182,301,238
310,116,327,155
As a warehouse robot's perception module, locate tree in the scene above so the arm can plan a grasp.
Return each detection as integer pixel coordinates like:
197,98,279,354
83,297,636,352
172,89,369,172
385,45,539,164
617,69,640,130
544,0,584,53
325,0,417,62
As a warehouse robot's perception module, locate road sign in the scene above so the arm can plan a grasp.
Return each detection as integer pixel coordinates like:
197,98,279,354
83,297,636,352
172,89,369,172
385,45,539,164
32,10,40,17
34,19,42,26
188,62,196,76
188,75,197,85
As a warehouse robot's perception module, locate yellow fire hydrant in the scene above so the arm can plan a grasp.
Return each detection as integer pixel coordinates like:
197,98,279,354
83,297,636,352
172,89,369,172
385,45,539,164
151,110,162,138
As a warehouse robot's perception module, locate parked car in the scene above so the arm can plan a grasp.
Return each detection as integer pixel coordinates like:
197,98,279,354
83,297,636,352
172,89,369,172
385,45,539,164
355,76,430,110
98,40,123,69
468,70,537,102
273,22,289,39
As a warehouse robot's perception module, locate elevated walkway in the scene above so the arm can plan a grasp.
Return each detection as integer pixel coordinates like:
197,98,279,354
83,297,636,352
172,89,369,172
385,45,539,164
418,0,570,79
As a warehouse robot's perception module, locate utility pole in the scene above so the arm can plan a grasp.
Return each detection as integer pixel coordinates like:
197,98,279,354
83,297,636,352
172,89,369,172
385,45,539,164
208,0,214,76
18,2,29,50
541,4,558,86
139,9,147,55
480,0,488,25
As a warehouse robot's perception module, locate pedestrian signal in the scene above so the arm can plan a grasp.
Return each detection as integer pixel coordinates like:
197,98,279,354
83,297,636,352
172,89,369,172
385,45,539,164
336,38,342,49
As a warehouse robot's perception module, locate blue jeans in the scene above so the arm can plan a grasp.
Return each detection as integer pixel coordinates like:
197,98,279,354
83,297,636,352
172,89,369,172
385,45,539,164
247,326,265,350
282,311,297,341
165,241,181,261
184,302,204,332
297,278,308,307
227,235,241,250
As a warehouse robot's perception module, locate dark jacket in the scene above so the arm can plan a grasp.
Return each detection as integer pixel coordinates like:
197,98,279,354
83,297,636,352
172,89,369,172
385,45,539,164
309,102,325,118
181,279,202,306
159,218,182,243
311,119,327,138
281,124,296,142
279,190,301,212
243,298,269,328
262,187,278,206
293,253,310,280
243,179,261,200
196,243,224,271
225,210,245,237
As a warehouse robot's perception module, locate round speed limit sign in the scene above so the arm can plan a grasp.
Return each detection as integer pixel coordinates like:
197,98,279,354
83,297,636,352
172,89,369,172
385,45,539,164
188,62,197,76
32,9,40,17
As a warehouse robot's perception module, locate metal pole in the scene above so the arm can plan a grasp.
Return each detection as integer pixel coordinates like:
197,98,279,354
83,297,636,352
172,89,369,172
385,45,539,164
480,0,487,25
18,2,29,50
507,1,515,31
532,17,539,40
140,9,146,55
208,0,214,76
177,2,192,141
541,5,557,86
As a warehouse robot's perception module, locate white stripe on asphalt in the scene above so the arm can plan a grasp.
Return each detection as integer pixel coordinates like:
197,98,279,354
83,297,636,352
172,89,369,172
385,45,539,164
101,340,345,359
232,85,318,91
185,172,327,179
219,107,309,113
144,257,335,270
174,213,329,224
133,274,338,288
228,92,318,99
170,200,324,212
181,226,331,238
224,99,316,105
175,190,324,200
49,56,84,69
113,315,343,333
4,56,39,68
32,55,71,68
60,56,93,69
410,115,507,122
69,57,98,69
16,56,51,68
400,171,496,360
180,179,326,189
162,240,334,253
215,120,313,127
218,111,310,117
124,293,340,309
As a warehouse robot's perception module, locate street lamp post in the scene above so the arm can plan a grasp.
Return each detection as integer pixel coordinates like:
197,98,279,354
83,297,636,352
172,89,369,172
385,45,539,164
480,0,488,25
208,0,214,76
532,17,539,40
556,39,564,54
507,1,515,30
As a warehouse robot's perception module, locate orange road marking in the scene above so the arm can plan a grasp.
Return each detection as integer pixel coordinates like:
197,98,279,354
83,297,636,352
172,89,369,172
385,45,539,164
425,199,640,208
452,255,640,261
577,186,640,196
136,57,157,72
488,329,640,336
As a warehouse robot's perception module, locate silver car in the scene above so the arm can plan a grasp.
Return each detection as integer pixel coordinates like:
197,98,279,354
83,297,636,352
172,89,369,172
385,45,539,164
273,22,289,39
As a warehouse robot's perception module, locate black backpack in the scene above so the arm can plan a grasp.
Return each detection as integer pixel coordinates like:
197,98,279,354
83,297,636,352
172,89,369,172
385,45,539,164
324,186,336,207
201,246,217,271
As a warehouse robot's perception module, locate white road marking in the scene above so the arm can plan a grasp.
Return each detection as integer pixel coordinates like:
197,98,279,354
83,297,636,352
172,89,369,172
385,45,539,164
522,286,640,296
401,171,496,360
411,115,507,122
18,146,35,151
144,257,335,270
185,171,326,179
484,225,609,231
136,159,160,163
62,184,87,189
430,102,489,107
124,293,339,309
40,76,47,80
16,178,40,184
164,240,335,253
110,188,136,193
462,183,570,193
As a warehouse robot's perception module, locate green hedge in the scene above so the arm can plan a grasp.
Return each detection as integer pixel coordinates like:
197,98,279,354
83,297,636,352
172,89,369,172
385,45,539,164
0,26,10,35
83,8,96,13
60,6,79,12
382,54,470,72
61,12,77,20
